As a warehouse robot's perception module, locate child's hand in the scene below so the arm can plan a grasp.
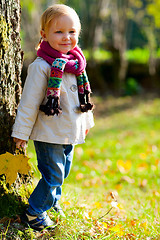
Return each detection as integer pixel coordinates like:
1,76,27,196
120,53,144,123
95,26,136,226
13,138,26,149
85,129,89,135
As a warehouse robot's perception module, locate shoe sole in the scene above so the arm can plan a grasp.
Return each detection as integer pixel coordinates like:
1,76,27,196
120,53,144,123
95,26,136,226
20,215,56,231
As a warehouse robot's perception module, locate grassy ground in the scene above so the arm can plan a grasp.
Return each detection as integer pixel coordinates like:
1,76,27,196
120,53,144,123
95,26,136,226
0,94,160,239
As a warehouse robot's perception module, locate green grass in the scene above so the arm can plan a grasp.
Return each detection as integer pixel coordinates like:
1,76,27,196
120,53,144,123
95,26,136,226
83,49,112,61
1,94,160,239
84,47,160,63
125,48,150,63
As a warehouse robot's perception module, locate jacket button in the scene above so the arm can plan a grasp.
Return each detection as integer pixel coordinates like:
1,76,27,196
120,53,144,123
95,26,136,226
70,84,77,92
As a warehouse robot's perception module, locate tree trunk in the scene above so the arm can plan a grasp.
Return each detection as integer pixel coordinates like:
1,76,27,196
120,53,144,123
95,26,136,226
0,2,33,219
110,0,129,94
0,0,23,154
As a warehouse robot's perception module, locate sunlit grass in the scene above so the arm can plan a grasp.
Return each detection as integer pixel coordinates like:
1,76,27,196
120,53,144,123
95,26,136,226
125,48,150,63
1,95,159,239
83,47,160,64
83,48,112,61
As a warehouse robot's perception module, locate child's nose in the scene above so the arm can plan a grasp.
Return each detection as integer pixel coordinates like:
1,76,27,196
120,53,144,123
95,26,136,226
63,33,70,40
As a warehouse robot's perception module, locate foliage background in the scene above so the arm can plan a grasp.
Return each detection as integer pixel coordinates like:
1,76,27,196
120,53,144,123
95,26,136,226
21,0,160,95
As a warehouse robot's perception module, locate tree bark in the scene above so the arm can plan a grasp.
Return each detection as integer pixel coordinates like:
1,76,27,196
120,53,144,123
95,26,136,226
0,0,23,154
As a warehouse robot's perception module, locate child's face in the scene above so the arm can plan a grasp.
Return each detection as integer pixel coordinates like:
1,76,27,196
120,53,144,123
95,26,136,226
41,14,79,54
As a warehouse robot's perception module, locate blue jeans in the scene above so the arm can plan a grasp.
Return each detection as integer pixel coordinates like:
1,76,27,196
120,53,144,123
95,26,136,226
28,141,74,215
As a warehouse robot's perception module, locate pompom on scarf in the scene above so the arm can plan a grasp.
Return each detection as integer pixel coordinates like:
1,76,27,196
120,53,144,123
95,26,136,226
37,41,94,116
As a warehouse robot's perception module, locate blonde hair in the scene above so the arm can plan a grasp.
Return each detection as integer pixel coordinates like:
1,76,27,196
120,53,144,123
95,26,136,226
40,4,81,34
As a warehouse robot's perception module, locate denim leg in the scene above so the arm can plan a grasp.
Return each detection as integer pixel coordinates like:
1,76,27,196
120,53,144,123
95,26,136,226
54,144,74,204
28,142,74,215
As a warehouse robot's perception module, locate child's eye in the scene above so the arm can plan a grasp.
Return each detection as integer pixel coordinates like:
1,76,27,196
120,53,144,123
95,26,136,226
55,31,62,33
70,30,76,34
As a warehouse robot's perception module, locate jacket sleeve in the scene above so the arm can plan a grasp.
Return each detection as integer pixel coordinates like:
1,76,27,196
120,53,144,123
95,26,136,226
85,110,95,130
11,59,49,141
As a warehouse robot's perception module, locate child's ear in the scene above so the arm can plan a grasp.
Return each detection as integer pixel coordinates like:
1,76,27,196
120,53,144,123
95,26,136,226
40,30,47,41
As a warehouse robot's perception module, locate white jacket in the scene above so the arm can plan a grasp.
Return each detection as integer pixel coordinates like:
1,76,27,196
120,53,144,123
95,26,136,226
12,57,94,145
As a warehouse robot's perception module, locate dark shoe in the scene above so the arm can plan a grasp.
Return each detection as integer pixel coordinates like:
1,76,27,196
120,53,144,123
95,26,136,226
53,203,66,217
21,210,55,231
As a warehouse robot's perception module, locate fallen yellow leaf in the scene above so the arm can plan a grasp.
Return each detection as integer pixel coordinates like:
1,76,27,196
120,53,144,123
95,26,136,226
76,172,84,180
101,222,108,228
155,159,160,166
63,201,71,206
139,153,147,160
0,152,30,185
117,159,132,173
110,224,124,236
83,212,90,220
117,203,124,210
93,202,102,209
88,211,93,217
130,219,139,226
140,220,148,230
115,184,123,190
137,162,148,171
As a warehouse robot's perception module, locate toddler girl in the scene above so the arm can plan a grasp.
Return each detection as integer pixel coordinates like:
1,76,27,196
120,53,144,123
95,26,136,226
12,4,94,231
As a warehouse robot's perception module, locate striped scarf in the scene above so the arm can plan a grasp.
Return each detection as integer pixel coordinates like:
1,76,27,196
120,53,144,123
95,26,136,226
37,41,93,116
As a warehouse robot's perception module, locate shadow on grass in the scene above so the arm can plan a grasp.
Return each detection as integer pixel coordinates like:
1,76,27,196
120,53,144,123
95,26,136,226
93,93,159,118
